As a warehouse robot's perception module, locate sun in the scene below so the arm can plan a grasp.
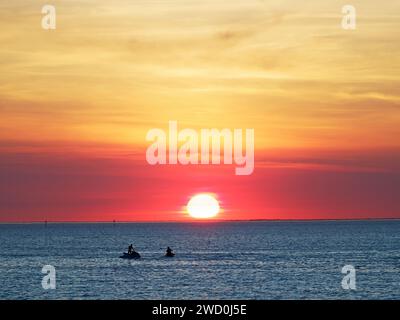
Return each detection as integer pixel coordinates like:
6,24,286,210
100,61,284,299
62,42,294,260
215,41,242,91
187,194,220,219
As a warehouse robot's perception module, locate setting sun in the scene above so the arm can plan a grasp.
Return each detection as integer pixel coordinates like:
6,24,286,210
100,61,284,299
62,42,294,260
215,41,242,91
187,194,220,219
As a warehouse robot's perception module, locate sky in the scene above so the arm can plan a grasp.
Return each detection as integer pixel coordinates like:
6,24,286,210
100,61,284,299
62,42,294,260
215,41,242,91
0,0,399,222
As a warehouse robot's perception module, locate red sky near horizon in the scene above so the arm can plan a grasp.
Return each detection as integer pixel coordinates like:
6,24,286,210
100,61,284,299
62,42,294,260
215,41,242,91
1,1,400,222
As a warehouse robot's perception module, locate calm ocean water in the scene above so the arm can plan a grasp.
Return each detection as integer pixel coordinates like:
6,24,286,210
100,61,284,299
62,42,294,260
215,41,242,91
0,221,399,300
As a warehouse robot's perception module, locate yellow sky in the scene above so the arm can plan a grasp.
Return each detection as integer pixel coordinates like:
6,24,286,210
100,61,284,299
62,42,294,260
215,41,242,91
1,0,400,151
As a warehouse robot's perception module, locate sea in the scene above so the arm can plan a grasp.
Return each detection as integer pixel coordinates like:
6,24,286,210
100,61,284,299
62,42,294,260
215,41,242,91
0,220,399,300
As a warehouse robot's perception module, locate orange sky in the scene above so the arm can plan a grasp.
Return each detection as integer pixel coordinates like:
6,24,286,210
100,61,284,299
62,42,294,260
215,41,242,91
0,1,400,222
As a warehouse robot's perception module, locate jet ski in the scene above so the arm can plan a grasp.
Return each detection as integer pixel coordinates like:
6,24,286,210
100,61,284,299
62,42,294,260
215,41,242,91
120,251,141,259
165,252,175,257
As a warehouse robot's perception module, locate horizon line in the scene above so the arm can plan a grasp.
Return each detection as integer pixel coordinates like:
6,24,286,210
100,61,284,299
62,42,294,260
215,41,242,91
1,217,399,225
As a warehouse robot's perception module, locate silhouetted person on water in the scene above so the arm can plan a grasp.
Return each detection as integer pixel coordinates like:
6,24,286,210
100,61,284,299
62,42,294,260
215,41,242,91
166,247,174,256
120,244,140,259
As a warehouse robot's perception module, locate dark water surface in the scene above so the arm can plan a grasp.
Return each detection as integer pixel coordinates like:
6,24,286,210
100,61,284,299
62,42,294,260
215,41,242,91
0,220,399,299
